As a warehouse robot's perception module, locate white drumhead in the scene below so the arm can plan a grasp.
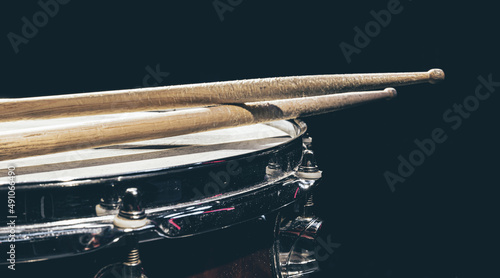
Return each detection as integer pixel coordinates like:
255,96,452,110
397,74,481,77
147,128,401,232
0,112,298,185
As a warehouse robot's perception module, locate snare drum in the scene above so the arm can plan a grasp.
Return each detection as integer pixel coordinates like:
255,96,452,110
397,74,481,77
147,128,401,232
0,111,328,277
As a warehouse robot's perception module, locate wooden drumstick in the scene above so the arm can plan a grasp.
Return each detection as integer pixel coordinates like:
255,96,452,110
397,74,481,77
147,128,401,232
0,69,444,122
0,88,397,161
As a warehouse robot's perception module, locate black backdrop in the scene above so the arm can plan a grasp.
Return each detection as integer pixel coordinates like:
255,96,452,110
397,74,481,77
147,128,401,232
2,1,499,277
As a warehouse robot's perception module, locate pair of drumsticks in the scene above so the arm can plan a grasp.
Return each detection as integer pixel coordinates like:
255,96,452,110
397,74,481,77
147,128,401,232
0,69,444,161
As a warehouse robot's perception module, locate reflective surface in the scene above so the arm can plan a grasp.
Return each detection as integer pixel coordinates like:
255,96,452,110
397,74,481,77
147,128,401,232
0,120,308,264
273,215,324,277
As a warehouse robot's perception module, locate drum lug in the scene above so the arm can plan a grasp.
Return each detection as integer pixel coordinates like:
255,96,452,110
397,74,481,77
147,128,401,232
95,188,149,278
273,214,324,277
273,136,328,277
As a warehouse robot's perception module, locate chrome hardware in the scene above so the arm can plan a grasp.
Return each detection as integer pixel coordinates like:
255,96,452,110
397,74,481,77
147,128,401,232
273,137,326,277
118,188,146,221
94,241,148,278
273,215,324,277
302,194,315,218
96,182,121,216
124,247,141,267
266,154,282,178
296,150,322,182
113,188,148,229
95,189,149,278
297,138,322,191
302,136,313,150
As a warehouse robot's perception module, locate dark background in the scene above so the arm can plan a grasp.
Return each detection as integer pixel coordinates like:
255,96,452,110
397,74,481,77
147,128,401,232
2,0,499,277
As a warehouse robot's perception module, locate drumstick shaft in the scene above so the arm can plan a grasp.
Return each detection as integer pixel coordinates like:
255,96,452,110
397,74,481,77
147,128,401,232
0,69,443,121
0,88,396,161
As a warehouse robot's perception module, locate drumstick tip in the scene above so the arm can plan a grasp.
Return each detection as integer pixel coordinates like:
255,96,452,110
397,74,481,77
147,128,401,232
428,68,445,84
384,87,397,99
